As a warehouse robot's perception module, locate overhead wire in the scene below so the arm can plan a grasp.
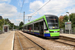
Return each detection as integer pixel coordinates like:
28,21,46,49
19,0,50,22
28,0,51,22
19,0,25,17
18,0,25,25
20,0,25,12
31,0,51,16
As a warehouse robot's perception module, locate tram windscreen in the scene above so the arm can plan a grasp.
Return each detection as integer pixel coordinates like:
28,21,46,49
46,16,59,29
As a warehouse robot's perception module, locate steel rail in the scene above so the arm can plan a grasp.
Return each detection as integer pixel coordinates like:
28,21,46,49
19,32,45,50
16,33,23,50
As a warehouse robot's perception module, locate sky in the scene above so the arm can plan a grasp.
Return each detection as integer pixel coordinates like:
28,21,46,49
0,0,75,25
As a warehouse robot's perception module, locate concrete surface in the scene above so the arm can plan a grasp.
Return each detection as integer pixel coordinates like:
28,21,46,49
60,33,75,39
0,31,15,50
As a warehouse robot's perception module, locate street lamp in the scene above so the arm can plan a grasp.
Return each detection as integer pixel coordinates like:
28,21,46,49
66,12,70,22
66,12,72,34
28,16,32,22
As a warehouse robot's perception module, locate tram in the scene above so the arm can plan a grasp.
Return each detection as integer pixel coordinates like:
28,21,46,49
22,15,60,37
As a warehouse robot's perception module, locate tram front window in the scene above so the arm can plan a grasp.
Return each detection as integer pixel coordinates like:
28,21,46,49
46,16,59,29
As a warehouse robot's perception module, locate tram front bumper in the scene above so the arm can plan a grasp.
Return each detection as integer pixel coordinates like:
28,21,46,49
50,32,60,37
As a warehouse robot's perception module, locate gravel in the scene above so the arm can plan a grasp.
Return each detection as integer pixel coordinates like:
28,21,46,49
19,31,75,50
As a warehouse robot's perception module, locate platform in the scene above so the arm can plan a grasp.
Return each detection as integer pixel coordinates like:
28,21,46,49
0,31,15,50
60,33,75,39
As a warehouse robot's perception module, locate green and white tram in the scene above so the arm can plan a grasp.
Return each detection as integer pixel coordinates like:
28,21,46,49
22,15,60,37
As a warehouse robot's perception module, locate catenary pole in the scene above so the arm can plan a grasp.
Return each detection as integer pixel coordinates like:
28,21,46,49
23,12,25,24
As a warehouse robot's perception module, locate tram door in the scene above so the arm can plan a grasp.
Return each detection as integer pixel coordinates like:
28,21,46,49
39,21,44,36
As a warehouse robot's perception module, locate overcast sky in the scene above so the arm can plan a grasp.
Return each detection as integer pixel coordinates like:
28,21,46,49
0,0,75,25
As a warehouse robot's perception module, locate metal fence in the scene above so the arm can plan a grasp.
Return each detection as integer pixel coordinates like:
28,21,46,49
72,29,75,34
60,28,75,34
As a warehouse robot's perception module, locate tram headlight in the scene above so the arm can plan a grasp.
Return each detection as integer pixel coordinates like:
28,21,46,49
44,30,49,33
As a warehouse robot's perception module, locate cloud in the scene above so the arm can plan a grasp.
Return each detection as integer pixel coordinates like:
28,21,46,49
0,0,11,3
0,3,19,25
18,0,22,7
26,12,37,17
0,0,25,25
24,0,29,3
0,3,17,18
9,19,20,25
29,0,75,16
30,1,43,11
68,7,75,14
18,0,29,7
16,19,23,22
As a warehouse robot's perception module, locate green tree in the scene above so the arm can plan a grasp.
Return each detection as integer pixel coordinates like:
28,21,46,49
0,18,19,31
0,19,4,31
69,13,75,28
59,16,64,28
59,15,68,28
59,13,75,29
19,22,24,30
63,15,68,22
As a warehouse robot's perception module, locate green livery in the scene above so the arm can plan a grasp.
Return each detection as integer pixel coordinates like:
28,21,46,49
22,15,60,37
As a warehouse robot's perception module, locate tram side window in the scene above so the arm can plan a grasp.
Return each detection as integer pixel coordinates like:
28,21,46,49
24,26,25,29
28,25,30,30
31,25,33,30
44,22,47,30
34,23,39,30
28,25,29,30
25,26,26,29
28,25,33,30
26,26,28,30
39,21,43,30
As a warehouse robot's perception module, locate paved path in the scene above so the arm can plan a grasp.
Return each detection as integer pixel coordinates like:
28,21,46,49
60,33,75,39
0,31,15,50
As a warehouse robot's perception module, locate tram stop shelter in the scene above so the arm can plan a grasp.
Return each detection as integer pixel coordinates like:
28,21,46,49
3,25,9,32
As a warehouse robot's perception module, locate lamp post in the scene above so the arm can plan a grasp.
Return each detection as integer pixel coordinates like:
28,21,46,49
66,12,70,22
66,12,71,34
23,12,25,24
28,16,32,22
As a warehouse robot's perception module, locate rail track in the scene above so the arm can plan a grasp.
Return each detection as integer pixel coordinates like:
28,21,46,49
51,36,75,47
14,31,45,50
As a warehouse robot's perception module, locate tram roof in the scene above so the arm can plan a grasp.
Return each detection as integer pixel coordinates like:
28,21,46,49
22,15,57,27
